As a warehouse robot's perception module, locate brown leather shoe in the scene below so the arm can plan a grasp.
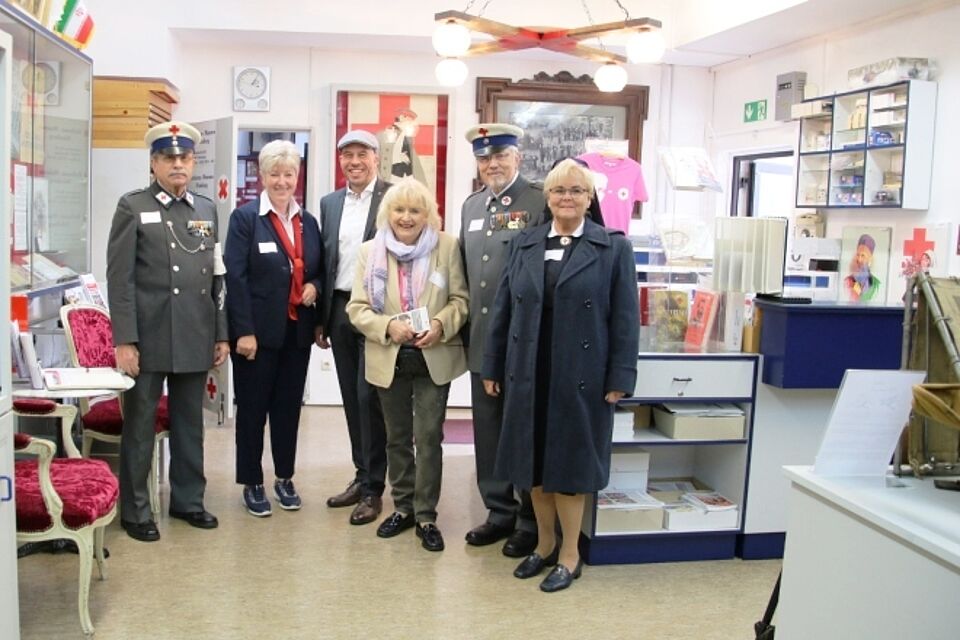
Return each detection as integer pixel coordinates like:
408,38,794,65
349,495,382,525
326,480,362,508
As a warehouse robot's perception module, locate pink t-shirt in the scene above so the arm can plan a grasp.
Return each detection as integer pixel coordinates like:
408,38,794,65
578,153,649,233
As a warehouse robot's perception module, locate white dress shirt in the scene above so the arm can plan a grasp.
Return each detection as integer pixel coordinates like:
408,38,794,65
335,179,376,292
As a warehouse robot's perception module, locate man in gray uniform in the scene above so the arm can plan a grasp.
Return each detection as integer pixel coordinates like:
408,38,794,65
107,121,230,542
460,123,545,557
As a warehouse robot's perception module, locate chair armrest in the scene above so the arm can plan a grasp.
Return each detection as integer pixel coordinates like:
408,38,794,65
18,437,65,522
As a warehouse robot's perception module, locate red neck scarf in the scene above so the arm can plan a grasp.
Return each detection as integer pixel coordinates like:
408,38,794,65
268,211,304,320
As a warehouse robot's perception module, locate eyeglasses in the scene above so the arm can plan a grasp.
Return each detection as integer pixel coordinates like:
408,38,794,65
548,187,589,197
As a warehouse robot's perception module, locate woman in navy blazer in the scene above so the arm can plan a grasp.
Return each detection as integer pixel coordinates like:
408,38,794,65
224,140,323,517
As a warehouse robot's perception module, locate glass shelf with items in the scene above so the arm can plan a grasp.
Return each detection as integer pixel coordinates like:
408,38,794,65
868,84,908,148
831,92,868,151
799,113,832,153
864,146,904,206
828,150,865,207
796,153,829,207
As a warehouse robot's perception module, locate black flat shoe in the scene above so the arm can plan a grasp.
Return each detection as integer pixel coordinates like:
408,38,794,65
502,529,538,558
376,511,415,538
169,510,219,529
539,559,583,593
416,523,445,552
513,547,559,579
121,519,160,542
464,521,513,546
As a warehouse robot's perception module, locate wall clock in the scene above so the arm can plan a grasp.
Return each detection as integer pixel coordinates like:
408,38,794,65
233,66,271,112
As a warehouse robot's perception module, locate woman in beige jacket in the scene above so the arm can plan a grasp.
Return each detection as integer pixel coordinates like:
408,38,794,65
347,177,468,552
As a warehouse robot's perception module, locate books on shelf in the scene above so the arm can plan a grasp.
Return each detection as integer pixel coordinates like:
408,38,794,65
682,491,738,511
41,367,129,391
650,290,688,346
684,289,719,352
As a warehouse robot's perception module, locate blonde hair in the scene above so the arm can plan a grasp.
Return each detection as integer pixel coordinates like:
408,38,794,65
259,140,301,175
543,158,595,193
376,177,441,231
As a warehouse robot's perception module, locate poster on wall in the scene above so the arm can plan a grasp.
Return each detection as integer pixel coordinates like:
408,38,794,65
334,89,449,222
899,223,952,293
838,226,891,304
190,115,237,422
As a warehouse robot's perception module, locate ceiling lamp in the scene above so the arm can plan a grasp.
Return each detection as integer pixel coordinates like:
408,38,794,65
626,28,666,64
431,4,664,90
435,57,469,87
594,62,628,92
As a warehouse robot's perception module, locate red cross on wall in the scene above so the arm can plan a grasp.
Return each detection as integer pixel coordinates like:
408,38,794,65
903,227,935,260
352,95,435,156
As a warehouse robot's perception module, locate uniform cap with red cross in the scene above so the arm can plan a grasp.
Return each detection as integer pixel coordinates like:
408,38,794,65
145,121,202,156
465,123,523,157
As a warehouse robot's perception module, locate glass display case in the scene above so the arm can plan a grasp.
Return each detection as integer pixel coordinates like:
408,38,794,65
1,5,91,294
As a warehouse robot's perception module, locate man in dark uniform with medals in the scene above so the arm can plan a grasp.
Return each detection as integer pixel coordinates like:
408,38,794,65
460,123,545,557
107,121,230,542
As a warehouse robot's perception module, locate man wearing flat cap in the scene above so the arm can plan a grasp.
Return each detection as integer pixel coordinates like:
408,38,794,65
107,120,230,542
460,122,544,557
317,129,391,526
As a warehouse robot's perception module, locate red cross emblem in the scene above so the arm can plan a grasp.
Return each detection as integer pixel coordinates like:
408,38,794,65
168,124,180,136
903,227,935,260
218,177,229,200
478,127,488,136
206,375,218,400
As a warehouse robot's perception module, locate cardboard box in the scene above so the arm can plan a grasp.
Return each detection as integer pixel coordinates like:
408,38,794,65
663,506,739,531
631,405,652,429
595,507,665,534
652,408,745,440
608,451,650,490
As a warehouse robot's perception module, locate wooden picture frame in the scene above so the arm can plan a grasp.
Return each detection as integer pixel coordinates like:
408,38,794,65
334,88,450,222
476,72,649,183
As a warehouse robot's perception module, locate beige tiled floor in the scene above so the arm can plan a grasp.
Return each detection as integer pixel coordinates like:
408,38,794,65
17,406,780,639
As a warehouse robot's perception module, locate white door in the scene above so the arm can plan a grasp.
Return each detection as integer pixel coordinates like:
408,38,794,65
0,411,20,640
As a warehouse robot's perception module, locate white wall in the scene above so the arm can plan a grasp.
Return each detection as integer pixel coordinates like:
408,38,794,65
709,2,960,295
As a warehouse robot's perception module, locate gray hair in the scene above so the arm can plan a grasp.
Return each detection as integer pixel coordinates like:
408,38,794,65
376,177,441,231
259,140,301,175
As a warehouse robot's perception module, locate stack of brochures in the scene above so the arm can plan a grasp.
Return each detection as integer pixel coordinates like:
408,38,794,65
42,367,128,391
596,490,663,510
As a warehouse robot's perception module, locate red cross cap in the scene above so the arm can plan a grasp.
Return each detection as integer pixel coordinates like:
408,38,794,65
144,120,201,156
465,123,524,158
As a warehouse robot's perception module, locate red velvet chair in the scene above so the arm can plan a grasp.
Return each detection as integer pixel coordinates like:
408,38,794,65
13,399,118,636
60,303,170,517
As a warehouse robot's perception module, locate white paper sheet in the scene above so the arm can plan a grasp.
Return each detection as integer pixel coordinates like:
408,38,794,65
814,369,927,477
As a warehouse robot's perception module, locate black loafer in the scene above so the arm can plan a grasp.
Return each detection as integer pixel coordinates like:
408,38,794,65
416,523,445,552
121,519,160,542
464,521,513,546
376,511,415,538
502,529,538,557
169,510,219,529
540,560,583,593
513,547,559,579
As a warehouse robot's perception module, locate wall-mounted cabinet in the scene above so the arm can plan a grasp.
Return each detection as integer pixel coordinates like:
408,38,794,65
1,6,91,293
795,80,936,210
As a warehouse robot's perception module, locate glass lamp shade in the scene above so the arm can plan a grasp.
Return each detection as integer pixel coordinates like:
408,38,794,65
432,20,471,57
626,29,666,64
435,57,469,87
594,63,628,93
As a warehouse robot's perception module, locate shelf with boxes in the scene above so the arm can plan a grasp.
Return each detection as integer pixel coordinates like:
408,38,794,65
580,353,759,565
794,80,936,209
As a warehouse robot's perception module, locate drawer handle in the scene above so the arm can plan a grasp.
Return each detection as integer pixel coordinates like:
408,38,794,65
672,377,692,383
0,476,11,502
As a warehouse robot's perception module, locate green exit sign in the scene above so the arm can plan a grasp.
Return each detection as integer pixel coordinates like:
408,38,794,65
743,99,768,123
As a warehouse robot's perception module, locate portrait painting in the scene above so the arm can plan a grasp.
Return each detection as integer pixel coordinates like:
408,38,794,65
335,89,449,222
839,226,891,304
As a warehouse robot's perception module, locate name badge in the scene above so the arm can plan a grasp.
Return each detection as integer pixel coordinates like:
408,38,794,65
544,249,565,262
468,218,485,232
429,271,447,289
258,242,278,253
140,211,161,224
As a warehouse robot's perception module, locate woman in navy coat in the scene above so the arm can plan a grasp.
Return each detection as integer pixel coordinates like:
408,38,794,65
224,140,323,517
482,159,639,592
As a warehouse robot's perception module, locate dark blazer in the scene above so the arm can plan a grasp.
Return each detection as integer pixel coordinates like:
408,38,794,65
223,198,324,349
318,179,391,333
107,182,228,372
481,220,639,493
